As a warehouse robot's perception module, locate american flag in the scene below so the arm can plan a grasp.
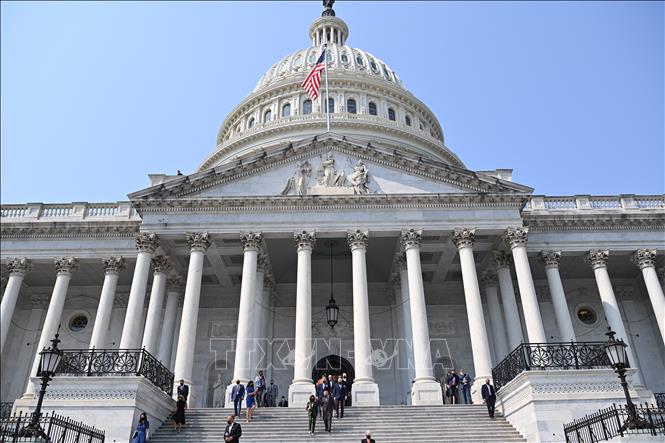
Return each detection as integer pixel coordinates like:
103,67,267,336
302,49,326,100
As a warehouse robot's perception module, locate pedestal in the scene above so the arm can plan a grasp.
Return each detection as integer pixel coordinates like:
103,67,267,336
411,380,443,405
351,381,380,406
288,383,315,408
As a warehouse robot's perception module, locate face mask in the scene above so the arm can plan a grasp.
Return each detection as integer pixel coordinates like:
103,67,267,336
228,420,232,424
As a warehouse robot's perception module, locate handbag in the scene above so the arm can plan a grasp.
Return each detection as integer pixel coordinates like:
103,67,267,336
132,431,138,439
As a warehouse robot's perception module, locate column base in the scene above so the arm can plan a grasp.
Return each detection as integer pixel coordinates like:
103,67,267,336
288,382,315,408
351,381,380,406
411,380,443,405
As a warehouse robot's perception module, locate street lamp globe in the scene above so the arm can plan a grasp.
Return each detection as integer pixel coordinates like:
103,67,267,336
603,326,628,369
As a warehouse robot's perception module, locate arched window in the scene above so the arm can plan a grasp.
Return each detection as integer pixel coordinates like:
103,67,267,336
368,102,377,116
325,98,335,113
303,99,312,115
248,118,255,129
388,108,396,121
282,103,291,117
264,109,272,123
347,98,357,114
405,115,411,126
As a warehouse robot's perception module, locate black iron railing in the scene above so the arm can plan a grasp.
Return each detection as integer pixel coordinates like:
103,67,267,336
492,342,610,391
54,348,174,396
655,393,665,409
564,402,665,442
0,404,13,419
0,410,105,443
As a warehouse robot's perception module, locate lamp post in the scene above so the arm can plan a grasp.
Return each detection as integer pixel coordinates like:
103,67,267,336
18,331,63,438
325,241,339,328
603,326,652,432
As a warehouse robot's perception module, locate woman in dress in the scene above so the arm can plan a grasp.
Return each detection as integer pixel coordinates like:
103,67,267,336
131,412,149,443
245,380,256,422
306,394,319,435
172,394,186,433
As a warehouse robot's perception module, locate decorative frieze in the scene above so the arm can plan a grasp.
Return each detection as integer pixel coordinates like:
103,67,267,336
186,232,212,252
241,231,264,252
451,228,476,249
631,249,656,270
293,230,315,251
102,256,126,275
151,255,171,274
539,250,561,268
503,227,529,249
493,251,512,269
135,232,160,253
400,228,423,251
54,257,79,275
6,258,32,276
347,229,369,250
584,250,609,269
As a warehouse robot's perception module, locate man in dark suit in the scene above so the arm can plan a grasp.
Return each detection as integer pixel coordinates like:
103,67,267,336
361,430,376,443
320,389,335,432
223,414,242,442
481,378,497,418
333,375,346,418
177,379,189,406
231,379,245,417
342,373,352,406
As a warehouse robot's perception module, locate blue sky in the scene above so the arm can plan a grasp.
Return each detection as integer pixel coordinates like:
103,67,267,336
1,1,663,203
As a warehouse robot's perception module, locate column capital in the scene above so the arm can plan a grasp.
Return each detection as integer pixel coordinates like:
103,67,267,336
166,276,184,291
400,228,423,251
584,249,609,269
54,257,79,275
136,232,160,253
293,230,315,251
6,257,32,277
151,255,172,274
539,250,561,269
241,231,264,252
394,252,407,271
102,256,126,275
503,227,529,249
631,249,656,270
480,271,498,288
493,250,512,269
186,232,212,252
347,229,369,251
452,228,476,249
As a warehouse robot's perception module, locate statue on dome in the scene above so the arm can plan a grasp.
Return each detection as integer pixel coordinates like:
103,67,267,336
349,159,370,194
316,152,347,187
281,160,312,196
322,0,336,17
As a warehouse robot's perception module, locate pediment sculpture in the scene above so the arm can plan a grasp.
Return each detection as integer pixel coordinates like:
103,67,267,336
281,152,370,196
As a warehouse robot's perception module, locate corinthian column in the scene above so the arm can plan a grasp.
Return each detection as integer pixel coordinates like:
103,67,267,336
173,232,211,403
503,227,547,343
288,231,316,407
401,229,442,405
250,256,266,374
480,272,509,360
540,251,576,343
585,250,641,382
158,276,183,367
348,229,380,406
452,228,493,402
493,251,524,350
141,256,171,354
396,254,416,393
1,258,32,354
631,250,665,346
119,233,160,349
89,257,125,350
24,257,79,397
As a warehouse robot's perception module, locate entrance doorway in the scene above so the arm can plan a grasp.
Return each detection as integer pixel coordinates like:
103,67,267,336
311,354,355,382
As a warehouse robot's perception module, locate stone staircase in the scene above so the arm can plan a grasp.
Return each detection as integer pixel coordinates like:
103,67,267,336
149,404,526,442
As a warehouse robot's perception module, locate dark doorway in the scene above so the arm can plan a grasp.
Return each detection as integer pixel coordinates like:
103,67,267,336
311,354,355,383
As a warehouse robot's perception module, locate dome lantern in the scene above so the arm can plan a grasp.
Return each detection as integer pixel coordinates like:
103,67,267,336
309,0,348,46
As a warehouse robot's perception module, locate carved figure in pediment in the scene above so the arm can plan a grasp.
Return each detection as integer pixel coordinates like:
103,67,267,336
316,153,347,187
281,161,312,196
349,159,369,194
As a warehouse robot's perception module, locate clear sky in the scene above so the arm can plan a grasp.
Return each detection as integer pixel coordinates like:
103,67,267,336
1,1,663,203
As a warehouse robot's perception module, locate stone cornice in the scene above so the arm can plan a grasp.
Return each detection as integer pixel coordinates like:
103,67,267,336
0,222,140,240
523,213,665,232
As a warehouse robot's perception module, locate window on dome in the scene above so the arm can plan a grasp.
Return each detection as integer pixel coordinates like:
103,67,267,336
368,102,377,116
388,108,396,121
282,103,291,118
419,122,424,130
303,99,312,115
355,55,364,66
248,118,255,129
405,115,412,126
370,60,379,73
325,98,335,114
341,53,349,64
308,53,317,63
383,65,392,80
326,51,333,61
264,110,272,123
347,98,357,114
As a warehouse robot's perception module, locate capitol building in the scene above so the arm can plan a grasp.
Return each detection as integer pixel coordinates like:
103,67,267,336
1,2,664,442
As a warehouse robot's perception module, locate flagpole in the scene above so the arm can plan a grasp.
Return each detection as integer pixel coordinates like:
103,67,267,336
324,44,330,132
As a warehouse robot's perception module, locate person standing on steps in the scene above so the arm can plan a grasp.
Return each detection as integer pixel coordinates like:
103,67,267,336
342,373,352,407
459,368,472,404
481,379,497,418
131,412,149,443
266,379,278,407
224,414,242,442
361,430,376,443
245,380,256,422
320,388,335,432
172,395,186,433
333,375,345,418
254,370,266,407
278,396,288,407
231,379,245,417
177,379,189,407
445,369,460,404
306,394,319,435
